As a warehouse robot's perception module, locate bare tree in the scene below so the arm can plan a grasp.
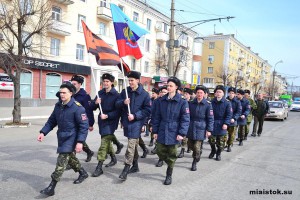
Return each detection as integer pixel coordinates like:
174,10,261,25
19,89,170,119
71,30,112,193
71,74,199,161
0,0,52,123
215,66,234,86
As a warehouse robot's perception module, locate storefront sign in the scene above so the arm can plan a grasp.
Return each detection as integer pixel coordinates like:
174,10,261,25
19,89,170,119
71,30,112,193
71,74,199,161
0,73,14,90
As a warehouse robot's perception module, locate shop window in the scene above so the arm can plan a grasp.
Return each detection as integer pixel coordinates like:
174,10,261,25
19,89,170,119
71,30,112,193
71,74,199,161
46,73,61,99
20,70,32,98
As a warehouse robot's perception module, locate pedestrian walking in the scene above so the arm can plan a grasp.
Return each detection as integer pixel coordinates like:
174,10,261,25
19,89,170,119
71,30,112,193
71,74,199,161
252,93,269,137
236,89,250,146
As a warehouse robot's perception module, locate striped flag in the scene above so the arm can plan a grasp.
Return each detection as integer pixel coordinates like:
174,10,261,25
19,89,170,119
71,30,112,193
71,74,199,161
81,21,130,75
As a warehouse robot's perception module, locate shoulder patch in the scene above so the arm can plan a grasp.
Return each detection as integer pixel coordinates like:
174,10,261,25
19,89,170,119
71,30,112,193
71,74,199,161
207,101,211,104
226,99,230,101
75,101,82,106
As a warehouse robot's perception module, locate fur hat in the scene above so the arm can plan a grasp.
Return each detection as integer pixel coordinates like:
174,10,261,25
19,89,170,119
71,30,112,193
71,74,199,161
127,71,141,79
237,89,245,95
70,75,84,84
227,87,236,93
152,88,159,94
167,76,181,88
102,73,115,82
195,85,207,93
183,88,193,95
244,89,251,94
214,85,225,93
60,82,76,94
159,85,167,92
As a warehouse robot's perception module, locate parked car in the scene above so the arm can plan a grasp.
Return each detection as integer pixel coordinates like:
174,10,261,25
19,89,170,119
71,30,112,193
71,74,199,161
265,101,288,121
290,101,300,111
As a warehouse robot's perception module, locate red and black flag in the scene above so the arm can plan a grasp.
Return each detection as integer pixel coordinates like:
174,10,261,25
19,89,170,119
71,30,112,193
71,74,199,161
81,21,130,75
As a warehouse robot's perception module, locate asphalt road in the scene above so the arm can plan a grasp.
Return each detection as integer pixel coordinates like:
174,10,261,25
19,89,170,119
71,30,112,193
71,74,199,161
0,112,299,200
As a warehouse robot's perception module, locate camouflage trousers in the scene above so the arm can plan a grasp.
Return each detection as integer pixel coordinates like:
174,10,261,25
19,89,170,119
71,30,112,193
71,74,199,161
124,138,139,165
181,136,188,148
238,125,246,139
187,140,203,161
97,135,115,161
245,122,251,136
208,135,226,151
51,152,81,182
156,143,178,168
82,141,91,152
227,126,237,146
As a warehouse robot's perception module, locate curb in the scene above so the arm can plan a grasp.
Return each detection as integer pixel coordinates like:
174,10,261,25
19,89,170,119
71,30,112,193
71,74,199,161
0,116,49,121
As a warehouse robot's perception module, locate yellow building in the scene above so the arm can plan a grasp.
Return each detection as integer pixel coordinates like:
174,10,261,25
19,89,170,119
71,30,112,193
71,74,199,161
201,34,272,96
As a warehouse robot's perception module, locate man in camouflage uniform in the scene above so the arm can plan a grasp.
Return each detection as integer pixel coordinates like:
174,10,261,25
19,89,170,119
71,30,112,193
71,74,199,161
244,89,257,140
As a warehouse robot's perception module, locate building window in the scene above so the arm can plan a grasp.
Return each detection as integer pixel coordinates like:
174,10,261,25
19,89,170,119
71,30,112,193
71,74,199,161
76,44,84,61
50,38,60,56
131,58,136,70
100,0,107,7
208,67,213,73
145,39,150,52
208,55,214,63
138,36,145,47
22,31,32,54
20,71,32,98
144,61,149,73
46,73,61,99
179,33,188,47
203,78,214,84
77,14,86,32
99,22,106,35
20,0,32,15
209,42,215,49
52,7,61,21
146,18,151,31
163,22,168,33
133,12,139,22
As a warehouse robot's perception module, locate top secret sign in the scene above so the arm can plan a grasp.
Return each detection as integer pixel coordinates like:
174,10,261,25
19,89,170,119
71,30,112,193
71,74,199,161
23,59,60,69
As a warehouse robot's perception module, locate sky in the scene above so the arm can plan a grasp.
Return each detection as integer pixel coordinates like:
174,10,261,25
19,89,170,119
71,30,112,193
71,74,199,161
146,0,300,85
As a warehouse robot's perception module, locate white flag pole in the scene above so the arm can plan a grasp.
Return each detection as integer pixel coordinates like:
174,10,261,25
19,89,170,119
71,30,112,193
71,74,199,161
88,53,103,115
119,58,131,115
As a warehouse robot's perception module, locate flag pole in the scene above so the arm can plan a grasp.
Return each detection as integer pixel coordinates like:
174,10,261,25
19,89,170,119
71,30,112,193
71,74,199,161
88,53,103,115
119,58,131,115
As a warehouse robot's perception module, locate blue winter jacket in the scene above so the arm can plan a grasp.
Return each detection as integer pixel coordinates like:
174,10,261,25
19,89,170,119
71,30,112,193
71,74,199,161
40,97,89,153
227,96,242,127
91,87,120,136
211,97,232,136
115,84,151,139
187,98,214,141
237,97,250,126
152,93,190,145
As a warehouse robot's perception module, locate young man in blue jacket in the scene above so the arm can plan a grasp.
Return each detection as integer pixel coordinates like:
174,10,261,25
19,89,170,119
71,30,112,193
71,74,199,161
187,85,214,171
91,73,121,177
37,82,89,196
152,77,190,185
236,89,250,146
116,71,151,181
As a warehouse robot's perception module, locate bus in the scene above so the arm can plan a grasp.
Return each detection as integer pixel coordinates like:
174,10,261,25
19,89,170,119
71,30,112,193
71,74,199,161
279,94,293,107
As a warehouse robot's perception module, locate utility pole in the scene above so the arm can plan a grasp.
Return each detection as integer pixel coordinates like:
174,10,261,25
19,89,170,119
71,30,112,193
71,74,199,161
168,0,175,76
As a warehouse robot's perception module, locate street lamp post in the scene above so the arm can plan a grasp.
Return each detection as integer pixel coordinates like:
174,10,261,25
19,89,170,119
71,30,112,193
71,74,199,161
272,60,283,100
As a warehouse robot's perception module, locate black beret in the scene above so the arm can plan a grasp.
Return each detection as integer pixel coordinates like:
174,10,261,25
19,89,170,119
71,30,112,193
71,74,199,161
152,88,159,94
237,89,245,95
127,71,141,79
102,73,115,82
70,75,84,84
168,76,181,88
183,88,193,95
159,85,167,92
60,82,76,94
214,85,225,93
195,85,207,93
244,89,251,94
227,87,236,93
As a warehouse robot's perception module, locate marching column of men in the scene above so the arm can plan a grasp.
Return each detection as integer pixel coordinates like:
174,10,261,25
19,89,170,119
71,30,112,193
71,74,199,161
38,71,270,195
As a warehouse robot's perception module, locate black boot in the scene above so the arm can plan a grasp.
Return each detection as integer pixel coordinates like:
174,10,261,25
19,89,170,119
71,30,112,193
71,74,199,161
187,147,191,153
140,144,149,158
151,145,157,154
251,133,256,137
105,155,117,167
115,142,124,154
177,148,185,158
92,161,103,177
119,164,131,181
40,179,57,196
149,138,154,147
191,159,197,171
85,149,94,162
156,159,163,167
164,167,173,185
227,145,232,152
74,168,88,184
128,160,139,173
215,148,221,161
208,144,216,159
239,139,243,146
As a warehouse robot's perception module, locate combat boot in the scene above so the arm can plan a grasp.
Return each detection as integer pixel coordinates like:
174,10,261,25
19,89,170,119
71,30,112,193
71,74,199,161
128,160,139,173
92,161,103,177
119,164,131,181
74,167,88,184
85,149,94,162
251,133,256,137
140,144,149,158
215,148,221,161
239,139,243,146
191,159,197,171
227,145,232,152
115,142,124,154
151,145,157,154
105,154,117,167
156,159,163,167
177,148,185,158
164,167,173,185
187,147,191,153
149,138,154,147
40,179,57,196
208,144,216,159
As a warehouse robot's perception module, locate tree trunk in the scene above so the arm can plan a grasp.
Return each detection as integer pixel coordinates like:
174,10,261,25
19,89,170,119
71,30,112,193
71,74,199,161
13,70,21,123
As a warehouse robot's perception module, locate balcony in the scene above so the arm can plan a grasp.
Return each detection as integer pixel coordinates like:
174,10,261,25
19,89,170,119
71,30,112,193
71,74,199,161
54,0,74,5
48,20,71,36
97,6,112,21
156,31,169,42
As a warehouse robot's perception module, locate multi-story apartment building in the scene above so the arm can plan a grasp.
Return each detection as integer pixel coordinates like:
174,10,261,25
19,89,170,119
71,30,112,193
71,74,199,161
200,34,272,96
0,0,197,106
